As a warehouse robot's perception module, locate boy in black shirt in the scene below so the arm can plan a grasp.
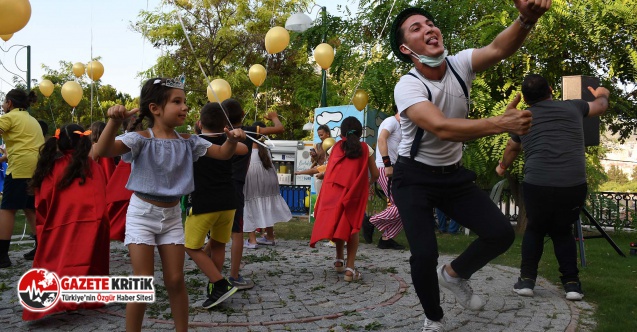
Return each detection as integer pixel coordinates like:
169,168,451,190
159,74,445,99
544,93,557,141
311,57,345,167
184,102,248,308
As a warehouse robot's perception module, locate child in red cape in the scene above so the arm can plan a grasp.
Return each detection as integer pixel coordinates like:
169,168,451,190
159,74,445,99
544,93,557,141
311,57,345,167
23,124,110,320
310,117,379,282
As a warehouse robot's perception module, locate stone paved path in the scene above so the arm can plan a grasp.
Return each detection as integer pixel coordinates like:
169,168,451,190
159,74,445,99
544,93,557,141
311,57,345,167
0,240,595,331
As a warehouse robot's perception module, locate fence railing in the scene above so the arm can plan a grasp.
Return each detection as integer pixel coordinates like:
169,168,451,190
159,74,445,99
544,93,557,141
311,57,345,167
365,186,636,230
586,192,636,229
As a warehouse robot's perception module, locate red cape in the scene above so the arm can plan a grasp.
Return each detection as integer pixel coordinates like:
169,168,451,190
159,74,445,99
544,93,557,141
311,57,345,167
105,161,132,241
97,156,116,182
310,140,369,247
24,154,110,321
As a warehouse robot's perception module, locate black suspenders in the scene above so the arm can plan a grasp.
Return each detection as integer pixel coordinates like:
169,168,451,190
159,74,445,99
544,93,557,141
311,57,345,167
405,58,469,159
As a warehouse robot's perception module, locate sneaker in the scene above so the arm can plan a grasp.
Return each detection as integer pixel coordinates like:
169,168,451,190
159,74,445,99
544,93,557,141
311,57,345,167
362,216,374,244
229,275,255,290
243,240,258,249
422,317,444,332
563,281,584,301
377,238,405,250
256,236,275,245
202,279,238,309
323,240,336,247
0,254,11,268
513,277,535,297
23,247,36,260
436,265,484,310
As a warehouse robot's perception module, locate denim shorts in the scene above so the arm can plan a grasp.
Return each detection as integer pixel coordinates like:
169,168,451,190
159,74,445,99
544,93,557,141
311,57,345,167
124,194,185,246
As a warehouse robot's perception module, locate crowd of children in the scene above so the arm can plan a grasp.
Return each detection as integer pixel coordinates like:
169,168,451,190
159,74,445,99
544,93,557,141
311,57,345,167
0,77,378,329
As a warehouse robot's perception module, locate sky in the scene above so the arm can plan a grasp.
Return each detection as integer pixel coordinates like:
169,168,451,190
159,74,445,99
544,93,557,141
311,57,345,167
0,0,359,97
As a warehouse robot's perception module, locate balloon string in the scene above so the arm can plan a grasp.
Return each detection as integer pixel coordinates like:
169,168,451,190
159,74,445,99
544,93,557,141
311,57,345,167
48,100,56,128
172,1,234,130
253,86,259,122
346,0,398,111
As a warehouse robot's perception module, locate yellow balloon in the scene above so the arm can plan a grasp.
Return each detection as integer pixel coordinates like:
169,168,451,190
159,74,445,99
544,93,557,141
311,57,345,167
86,60,104,81
322,137,336,152
39,79,54,98
61,81,83,107
207,79,232,103
352,89,369,111
248,64,267,87
264,26,289,54
0,33,13,42
72,62,85,78
314,43,334,70
0,0,31,35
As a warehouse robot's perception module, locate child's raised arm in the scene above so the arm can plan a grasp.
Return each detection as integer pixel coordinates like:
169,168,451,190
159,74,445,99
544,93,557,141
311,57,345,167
94,105,139,157
204,128,246,160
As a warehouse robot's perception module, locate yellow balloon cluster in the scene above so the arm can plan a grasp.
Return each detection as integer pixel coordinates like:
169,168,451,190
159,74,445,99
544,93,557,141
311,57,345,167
86,60,104,81
61,81,83,107
322,137,336,151
0,0,31,35
0,33,13,42
39,80,54,98
207,79,232,103
353,89,369,111
72,63,85,78
249,64,267,87
265,26,289,54
314,43,334,70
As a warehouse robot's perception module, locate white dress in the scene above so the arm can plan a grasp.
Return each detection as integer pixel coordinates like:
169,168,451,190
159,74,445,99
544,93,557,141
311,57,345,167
243,150,292,232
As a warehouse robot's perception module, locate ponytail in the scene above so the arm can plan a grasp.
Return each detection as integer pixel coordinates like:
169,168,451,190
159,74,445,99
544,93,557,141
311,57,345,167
339,117,363,159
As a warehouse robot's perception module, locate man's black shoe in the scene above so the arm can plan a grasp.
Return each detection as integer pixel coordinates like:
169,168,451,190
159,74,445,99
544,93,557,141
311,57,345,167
362,215,374,244
0,254,11,268
377,238,405,250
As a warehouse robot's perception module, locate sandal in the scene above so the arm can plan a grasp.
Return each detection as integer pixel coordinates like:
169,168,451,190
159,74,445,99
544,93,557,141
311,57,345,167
344,267,362,282
334,259,345,273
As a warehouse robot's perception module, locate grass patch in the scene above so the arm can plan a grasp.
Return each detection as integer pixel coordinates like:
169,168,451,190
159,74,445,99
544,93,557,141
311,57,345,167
271,219,637,332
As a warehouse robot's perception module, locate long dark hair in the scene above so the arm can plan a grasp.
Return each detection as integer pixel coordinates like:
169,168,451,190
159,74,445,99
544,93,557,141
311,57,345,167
129,77,177,130
89,121,106,143
252,121,273,170
339,117,363,159
5,88,37,110
30,124,93,192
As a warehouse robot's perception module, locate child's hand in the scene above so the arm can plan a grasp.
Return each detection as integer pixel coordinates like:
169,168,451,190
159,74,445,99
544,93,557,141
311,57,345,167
108,105,139,121
224,127,246,143
264,112,278,120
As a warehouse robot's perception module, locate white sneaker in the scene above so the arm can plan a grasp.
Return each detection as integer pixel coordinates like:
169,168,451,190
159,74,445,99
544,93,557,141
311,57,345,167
243,240,258,249
437,265,485,311
256,236,275,245
422,317,444,332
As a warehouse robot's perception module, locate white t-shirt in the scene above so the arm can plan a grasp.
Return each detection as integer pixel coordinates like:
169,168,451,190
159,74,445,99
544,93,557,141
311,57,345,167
394,49,475,166
374,115,401,167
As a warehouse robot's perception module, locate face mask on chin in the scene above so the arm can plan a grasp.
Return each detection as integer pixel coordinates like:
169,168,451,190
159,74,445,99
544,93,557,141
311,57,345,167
402,44,448,67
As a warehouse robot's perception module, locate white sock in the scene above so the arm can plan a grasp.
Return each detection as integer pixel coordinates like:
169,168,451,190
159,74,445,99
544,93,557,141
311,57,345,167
443,267,460,283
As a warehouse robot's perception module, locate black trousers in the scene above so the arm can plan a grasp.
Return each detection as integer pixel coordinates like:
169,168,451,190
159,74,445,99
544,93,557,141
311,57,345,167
521,182,587,284
392,161,514,321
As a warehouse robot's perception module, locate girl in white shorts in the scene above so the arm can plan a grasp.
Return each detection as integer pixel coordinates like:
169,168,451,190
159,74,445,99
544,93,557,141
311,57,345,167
94,76,245,332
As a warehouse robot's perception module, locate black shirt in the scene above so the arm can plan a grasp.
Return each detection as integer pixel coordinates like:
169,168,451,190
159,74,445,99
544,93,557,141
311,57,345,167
189,135,236,214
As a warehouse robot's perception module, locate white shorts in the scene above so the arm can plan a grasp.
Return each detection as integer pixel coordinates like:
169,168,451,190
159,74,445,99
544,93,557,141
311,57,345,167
124,194,185,246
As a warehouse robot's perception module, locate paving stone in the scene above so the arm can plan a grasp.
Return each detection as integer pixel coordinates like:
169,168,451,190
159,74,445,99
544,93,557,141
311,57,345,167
0,240,594,331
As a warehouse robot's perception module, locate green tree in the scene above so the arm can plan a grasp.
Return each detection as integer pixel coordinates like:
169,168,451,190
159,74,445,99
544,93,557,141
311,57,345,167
24,61,132,135
607,164,629,184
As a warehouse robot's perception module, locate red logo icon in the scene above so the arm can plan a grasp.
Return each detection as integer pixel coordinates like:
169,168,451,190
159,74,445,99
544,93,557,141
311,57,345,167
17,269,60,312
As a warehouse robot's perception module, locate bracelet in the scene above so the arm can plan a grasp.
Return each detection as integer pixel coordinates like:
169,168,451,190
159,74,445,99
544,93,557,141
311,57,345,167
517,15,536,30
499,160,508,170
382,156,392,168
